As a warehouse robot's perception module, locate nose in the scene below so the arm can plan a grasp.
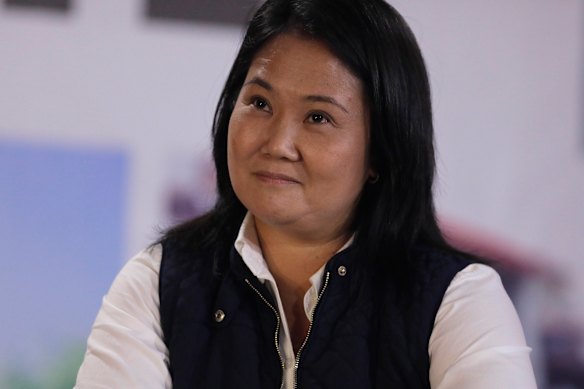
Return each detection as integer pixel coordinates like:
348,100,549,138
261,115,301,161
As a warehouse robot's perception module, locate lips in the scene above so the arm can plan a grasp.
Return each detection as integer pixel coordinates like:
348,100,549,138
253,170,300,184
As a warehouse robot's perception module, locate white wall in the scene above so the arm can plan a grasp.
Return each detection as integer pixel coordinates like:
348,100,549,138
1,0,583,320
391,0,584,323
0,0,244,257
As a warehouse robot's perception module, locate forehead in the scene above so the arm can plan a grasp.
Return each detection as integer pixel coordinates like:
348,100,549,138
246,33,363,98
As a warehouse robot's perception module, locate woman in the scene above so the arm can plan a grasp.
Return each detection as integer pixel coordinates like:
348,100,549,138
76,0,536,387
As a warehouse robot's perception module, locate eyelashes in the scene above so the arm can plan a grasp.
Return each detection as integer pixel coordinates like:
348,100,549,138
247,96,333,125
307,112,330,124
251,96,269,111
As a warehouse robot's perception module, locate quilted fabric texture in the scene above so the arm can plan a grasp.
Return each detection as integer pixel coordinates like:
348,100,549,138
160,238,471,389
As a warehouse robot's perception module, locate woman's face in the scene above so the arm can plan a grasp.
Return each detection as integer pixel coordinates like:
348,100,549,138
227,33,371,241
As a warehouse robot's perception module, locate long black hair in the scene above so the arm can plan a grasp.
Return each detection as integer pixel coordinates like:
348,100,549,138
163,0,455,273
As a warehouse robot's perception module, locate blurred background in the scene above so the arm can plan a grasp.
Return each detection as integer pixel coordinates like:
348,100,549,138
0,0,582,388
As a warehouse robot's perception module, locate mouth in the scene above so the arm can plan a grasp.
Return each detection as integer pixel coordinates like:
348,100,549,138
253,171,301,184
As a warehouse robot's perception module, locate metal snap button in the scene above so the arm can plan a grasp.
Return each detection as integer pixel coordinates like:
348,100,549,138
214,309,225,323
337,265,347,277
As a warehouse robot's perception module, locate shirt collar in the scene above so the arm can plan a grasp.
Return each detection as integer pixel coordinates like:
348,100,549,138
234,212,354,289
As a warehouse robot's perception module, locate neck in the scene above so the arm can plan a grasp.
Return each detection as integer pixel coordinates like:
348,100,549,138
253,216,351,354
254,217,350,292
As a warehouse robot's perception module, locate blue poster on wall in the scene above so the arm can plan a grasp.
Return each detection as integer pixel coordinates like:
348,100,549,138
0,140,127,388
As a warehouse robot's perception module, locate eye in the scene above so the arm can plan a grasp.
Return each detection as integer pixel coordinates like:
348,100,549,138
307,112,330,124
251,97,270,111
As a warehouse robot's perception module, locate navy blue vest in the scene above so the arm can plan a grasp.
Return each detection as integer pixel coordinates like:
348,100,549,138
159,239,471,388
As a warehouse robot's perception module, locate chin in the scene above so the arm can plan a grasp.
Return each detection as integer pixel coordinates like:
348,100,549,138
251,208,299,227
246,200,304,224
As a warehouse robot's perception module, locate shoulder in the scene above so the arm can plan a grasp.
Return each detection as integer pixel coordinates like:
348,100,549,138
75,245,171,387
411,245,474,274
100,244,163,326
432,262,525,346
441,263,508,306
158,237,218,288
405,246,476,302
108,245,162,303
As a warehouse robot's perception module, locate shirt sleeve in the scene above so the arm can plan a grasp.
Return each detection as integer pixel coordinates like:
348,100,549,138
428,263,537,389
75,244,171,389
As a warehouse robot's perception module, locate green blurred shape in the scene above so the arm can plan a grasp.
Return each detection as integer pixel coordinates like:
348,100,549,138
0,342,86,389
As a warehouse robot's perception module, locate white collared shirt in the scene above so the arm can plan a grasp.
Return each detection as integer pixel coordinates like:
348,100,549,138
76,216,537,388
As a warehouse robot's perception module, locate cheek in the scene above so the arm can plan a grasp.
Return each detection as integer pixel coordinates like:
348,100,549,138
227,113,257,187
227,112,254,158
308,144,369,205
326,136,369,179
227,112,247,157
340,144,370,197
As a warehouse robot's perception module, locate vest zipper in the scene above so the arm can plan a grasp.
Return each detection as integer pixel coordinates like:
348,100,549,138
293,271,331,389
244,278,286,388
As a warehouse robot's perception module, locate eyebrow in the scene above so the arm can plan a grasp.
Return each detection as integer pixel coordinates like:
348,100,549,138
305,95,348,114
243,76,349,114
243,77,272,91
